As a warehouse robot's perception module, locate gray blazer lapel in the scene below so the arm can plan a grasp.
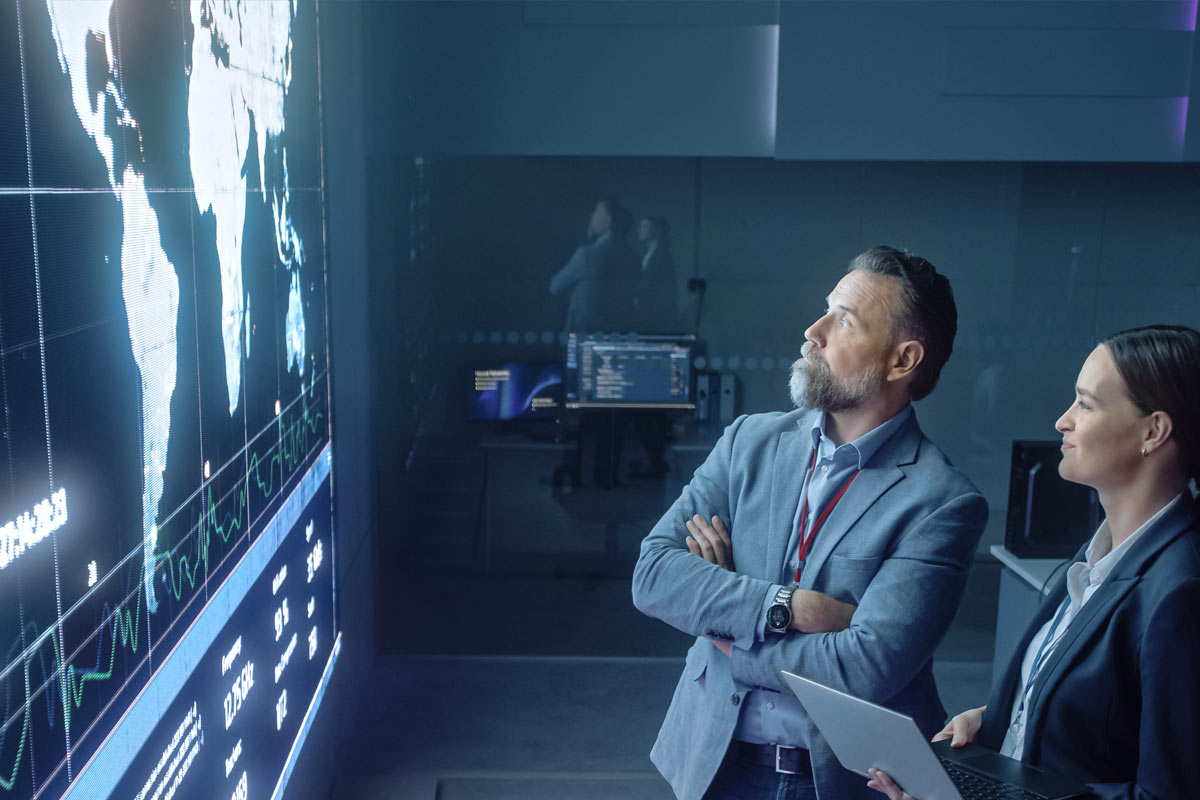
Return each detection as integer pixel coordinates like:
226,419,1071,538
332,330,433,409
797,414,922,589
766,414,816,581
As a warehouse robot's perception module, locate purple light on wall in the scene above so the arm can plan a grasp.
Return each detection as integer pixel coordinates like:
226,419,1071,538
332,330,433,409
1174,96,1190,157
1182,0,1198,30
1174,2,1194,157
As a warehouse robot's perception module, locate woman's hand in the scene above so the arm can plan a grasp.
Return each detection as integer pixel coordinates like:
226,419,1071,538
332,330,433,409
867,706,987,799
932,706,986,747
867,768,916,799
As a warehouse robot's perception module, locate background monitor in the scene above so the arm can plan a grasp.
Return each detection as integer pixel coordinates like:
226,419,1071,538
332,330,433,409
469,362,564,422
564,333,695,409
1004,440,1103,559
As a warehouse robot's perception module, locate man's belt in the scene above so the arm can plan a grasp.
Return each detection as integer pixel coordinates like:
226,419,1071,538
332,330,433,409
729,740,812,776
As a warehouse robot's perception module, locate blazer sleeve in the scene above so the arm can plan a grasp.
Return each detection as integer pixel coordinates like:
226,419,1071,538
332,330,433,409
728,488,988,699
549,245,587,296
631,415,777,651
1087,577,1200,800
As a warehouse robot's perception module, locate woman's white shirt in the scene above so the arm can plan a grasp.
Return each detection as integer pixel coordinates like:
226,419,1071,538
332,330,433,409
999,493,1183,760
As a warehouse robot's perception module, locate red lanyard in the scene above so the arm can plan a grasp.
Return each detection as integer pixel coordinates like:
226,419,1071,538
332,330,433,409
794,447,860,583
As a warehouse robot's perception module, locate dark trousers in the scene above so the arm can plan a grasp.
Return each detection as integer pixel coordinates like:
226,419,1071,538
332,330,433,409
703,745,818,800
573,409,627,488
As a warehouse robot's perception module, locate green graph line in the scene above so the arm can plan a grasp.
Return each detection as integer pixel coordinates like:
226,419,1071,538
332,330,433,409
159,402,325,602
0,397,324,793
0,662,30,791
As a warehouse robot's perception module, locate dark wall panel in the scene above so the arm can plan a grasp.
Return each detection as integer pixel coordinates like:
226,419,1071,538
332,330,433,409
366,0,778,156
366,156,1200,552
776,1,1197,161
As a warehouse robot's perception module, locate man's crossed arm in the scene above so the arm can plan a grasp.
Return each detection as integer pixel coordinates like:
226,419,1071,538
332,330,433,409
684,512,857,657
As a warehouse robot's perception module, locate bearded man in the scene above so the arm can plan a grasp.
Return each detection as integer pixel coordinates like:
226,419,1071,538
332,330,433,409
633,246,988,800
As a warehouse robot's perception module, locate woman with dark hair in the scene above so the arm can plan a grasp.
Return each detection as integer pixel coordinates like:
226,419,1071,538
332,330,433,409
870,325,1200,800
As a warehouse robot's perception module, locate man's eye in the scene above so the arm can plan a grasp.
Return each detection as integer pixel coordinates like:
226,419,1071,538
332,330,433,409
839,318,849,328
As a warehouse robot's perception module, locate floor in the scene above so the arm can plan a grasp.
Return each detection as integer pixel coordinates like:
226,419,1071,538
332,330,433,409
328,561,1001,800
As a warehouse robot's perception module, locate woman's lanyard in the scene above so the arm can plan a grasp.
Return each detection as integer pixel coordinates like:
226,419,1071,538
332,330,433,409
1011,598,1072,733
794,446,861,583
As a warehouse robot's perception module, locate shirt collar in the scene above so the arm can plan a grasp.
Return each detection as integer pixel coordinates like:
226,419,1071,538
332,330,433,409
1075,493,1183,592
807,404,913,470
1075,491,1185,604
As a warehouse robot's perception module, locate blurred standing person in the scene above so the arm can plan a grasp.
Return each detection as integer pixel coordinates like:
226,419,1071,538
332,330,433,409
549,198,639,487
550,197,639,334
635,215,678,334
628,215,680,480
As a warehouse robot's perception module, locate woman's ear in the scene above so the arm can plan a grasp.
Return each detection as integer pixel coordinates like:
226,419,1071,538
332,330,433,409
1142,410,1174,454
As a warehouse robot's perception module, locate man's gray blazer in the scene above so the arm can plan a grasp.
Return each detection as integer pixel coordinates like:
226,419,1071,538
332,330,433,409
632,407,988,800
548,234,639,333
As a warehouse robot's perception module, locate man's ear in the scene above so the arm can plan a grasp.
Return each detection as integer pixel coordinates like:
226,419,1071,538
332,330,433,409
887,340,924,384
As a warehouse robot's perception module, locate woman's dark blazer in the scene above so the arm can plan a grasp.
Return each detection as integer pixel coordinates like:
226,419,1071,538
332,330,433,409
977,495,1200,799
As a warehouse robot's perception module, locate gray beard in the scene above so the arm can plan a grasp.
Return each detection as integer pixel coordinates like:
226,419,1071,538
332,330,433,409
789,350,883,412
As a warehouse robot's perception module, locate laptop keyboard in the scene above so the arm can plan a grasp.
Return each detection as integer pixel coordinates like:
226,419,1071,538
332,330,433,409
939,759,1044,800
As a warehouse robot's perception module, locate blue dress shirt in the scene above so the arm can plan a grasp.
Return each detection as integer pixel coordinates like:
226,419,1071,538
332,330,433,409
733,404,913,748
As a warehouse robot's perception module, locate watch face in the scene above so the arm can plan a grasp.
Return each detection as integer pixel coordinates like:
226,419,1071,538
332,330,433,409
768,604,788,630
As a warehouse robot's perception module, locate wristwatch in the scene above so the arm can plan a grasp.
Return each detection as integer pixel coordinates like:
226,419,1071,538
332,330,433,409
766,586,795,634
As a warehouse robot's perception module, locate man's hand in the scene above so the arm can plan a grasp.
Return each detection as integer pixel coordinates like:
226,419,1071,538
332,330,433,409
685,514,733,570
932,706,986,747
685,514,735,656
790,589,856,633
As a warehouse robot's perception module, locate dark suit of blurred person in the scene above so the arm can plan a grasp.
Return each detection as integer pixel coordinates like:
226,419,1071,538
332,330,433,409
630,215,679,479
634,215,678,335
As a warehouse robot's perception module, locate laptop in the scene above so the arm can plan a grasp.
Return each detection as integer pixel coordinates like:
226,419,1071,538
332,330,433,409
780,671,1090,800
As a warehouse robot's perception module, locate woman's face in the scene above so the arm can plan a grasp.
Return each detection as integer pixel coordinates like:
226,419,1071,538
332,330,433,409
1055,345,1149,492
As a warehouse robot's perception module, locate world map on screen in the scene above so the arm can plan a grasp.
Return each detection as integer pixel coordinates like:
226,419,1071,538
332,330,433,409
0,1,331,797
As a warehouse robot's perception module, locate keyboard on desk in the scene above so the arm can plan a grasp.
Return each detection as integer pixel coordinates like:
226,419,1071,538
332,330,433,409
940,759,1046,800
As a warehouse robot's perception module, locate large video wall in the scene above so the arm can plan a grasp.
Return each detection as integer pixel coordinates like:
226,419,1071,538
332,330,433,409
0,1,336,798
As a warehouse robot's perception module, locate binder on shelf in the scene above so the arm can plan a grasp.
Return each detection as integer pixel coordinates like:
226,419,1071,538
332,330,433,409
718,373,736,424
695,373,710,422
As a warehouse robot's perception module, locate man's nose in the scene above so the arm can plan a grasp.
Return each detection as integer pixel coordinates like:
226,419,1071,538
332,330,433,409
804,313,828,346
